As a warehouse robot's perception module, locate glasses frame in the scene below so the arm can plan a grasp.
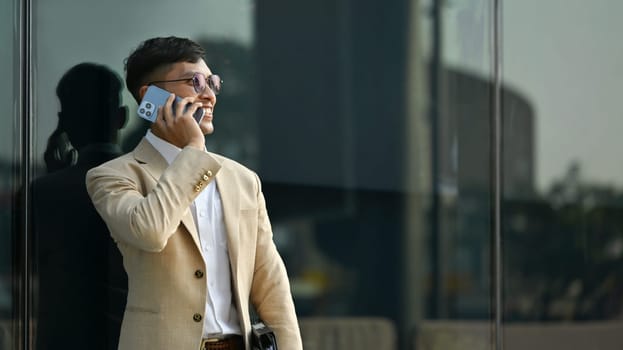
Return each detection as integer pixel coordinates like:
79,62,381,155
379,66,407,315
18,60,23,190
147,72,222,95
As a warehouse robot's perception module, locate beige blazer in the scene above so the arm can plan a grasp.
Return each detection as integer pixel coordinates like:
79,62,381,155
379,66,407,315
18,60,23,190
86,138,302,350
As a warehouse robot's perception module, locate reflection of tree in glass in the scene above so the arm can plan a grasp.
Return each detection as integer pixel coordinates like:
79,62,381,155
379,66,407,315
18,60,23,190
504,162,623,321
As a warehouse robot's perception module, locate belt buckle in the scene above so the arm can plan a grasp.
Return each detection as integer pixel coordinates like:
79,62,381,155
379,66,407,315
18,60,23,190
200,338,217,350
201,335,227,350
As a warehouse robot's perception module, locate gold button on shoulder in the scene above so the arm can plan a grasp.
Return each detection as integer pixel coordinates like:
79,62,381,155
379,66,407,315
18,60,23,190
193,313,202,322
202,174,209,181
206,170,213,177
194,269,204,278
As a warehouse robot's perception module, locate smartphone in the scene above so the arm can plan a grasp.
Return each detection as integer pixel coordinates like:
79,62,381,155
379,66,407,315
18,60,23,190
137,85,205,123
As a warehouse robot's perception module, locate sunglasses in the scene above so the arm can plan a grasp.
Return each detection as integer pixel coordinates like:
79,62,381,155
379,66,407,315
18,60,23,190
148,72,222,95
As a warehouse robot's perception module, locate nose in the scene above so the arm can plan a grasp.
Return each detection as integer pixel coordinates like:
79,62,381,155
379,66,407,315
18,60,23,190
199,85,216,104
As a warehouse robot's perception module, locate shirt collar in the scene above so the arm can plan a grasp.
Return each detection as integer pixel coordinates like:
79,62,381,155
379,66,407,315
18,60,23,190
145,129,181,165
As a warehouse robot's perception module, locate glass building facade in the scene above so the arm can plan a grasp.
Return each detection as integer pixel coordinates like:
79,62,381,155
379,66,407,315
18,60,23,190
2,0,623,349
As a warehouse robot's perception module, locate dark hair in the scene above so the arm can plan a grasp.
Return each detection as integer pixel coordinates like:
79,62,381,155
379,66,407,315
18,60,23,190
56,62,124,148
124,36,206,103
44,62,125,172
43,128,77,173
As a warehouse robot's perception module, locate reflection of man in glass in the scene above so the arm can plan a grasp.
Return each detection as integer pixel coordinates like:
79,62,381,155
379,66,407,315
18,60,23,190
86,37,302,350
33,62,128,350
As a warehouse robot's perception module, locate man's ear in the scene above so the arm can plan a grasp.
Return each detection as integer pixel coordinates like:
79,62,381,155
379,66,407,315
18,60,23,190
138,85,149,101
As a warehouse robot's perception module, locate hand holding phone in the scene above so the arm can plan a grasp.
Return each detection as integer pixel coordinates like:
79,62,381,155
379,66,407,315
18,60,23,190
137,85,205,123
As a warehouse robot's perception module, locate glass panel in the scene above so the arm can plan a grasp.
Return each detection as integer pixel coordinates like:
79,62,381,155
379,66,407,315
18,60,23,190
503,1,623,349
29,1,497,350
0,0,19,348
31,1,256,349
410,1,496,349
257,0,495,349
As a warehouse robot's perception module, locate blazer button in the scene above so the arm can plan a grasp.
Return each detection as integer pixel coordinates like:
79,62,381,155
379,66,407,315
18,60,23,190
194,269,204,278
206,170,213,177
194,185,201,192
202,174,209,181
193,313,202,322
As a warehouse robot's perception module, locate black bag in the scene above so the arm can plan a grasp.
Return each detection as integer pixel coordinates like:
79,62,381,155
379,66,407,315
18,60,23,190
251,321,278,350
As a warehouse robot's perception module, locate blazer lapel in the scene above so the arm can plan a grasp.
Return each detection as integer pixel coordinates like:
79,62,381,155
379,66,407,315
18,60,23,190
214,161,240,277
133,138,203,252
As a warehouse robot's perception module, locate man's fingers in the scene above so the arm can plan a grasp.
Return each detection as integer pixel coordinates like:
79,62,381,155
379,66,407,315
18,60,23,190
155,106,164,123
174,96,192,117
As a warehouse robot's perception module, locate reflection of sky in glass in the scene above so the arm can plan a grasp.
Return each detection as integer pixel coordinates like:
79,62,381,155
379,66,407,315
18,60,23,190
442,0,623,192
13,0,253,166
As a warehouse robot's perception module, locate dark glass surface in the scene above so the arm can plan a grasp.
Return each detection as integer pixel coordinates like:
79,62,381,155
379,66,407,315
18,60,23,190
1,0,18,348
1,0,620,349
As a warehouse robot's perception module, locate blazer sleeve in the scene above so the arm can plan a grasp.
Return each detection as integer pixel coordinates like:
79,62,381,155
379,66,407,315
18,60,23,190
85,147,221,252
249,173,303,350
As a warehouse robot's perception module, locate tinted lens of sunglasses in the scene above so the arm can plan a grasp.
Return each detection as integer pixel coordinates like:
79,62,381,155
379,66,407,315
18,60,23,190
192,73,207,94
192,73,222,95
208,75,221,95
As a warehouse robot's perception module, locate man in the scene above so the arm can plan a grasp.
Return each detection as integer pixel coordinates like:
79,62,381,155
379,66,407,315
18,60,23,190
33,62,128,350
86,36,302,350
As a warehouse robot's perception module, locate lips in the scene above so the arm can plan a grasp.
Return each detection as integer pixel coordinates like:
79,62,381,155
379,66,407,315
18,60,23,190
203,106,213,118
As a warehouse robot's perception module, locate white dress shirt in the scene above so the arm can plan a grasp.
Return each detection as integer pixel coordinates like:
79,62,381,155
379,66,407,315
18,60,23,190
145,130,241,337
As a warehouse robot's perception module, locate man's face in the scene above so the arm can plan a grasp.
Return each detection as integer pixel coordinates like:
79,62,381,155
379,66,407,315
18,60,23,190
147,59,217,135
